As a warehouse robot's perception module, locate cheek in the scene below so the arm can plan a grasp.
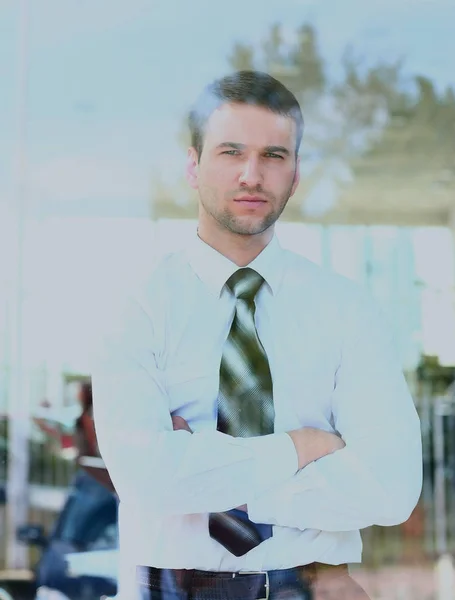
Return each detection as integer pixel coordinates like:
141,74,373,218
281,166,298,189
203,164,234,190
266,169,294,191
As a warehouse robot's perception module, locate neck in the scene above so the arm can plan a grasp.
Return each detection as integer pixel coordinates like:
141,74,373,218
197,222,274,267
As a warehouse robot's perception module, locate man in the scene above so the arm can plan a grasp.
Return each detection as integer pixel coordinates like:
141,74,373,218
91,70,422,599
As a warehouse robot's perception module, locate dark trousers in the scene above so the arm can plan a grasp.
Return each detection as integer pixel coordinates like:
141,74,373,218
136,564,371,600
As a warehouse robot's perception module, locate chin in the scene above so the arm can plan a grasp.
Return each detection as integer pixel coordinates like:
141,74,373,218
229,219,273,236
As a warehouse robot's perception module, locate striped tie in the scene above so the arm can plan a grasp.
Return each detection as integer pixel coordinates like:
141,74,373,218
209,268,275,557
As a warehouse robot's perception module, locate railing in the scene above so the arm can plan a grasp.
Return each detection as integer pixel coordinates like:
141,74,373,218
0,425,77,570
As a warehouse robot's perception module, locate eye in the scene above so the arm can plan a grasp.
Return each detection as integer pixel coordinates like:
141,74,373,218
221,150,241,156
265,152,284,159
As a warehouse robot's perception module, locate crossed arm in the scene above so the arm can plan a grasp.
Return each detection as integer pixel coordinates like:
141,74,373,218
171,414,345,513
91,288,422,533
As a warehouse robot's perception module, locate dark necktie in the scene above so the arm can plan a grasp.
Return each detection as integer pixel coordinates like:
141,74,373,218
209,267,275,557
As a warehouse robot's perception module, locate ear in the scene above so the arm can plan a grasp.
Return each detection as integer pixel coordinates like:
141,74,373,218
290,155,301,197
186,147,199,190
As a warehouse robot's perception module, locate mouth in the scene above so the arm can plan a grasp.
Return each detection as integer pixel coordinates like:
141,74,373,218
234,196,267,208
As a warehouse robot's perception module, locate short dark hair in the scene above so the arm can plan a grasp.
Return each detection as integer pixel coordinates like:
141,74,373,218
188,70,304,160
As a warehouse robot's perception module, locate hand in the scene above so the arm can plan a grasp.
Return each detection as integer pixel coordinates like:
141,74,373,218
172,415,193,433
287,427,346,471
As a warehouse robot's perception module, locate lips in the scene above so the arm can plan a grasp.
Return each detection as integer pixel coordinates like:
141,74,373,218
234,196,266,204
234,198,267,210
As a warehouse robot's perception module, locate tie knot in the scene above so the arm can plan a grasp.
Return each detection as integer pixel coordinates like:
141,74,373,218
226,268,265,303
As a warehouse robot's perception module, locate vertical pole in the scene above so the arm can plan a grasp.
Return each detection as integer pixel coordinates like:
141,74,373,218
433,396,455,600
433,396,447,555
420,383,434,555
6,0,31,570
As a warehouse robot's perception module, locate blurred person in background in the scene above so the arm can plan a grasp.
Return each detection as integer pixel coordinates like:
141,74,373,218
91,70,422,599
33,381,115,493
73,381,98,461
29,381,118,599
51,381,116,546
73,381,116,493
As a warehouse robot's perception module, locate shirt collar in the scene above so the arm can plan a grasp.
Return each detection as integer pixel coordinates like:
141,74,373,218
187,230,284,298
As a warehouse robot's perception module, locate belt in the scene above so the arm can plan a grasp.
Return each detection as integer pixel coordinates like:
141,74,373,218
137,563,349,600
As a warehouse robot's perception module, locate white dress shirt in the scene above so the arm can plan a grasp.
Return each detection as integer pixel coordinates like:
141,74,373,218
91,229,422,575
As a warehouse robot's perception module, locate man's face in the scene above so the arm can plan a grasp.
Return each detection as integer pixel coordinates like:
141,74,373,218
186,103,300,238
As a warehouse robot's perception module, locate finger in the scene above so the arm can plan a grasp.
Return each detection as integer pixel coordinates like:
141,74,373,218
171,415,192,433
174,417,192,432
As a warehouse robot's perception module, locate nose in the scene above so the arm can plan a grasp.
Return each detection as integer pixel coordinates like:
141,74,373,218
238,156,263,188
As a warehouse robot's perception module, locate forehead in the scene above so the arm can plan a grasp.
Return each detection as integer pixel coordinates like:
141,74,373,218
203,103,296,150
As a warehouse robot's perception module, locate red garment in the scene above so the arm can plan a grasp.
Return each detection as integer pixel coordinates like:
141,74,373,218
78,410,98,456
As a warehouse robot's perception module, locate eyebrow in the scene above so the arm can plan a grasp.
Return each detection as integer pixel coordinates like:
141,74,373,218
265,145,290,156
216,142,290,156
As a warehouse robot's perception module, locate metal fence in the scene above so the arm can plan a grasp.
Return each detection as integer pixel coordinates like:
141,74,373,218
358,391,455,569
0,421,76,570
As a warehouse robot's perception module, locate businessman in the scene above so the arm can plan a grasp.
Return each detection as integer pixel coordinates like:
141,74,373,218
91,70,422,599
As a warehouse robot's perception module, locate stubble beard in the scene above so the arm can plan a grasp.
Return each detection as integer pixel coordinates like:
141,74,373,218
219,207,279,236
200,184,294,237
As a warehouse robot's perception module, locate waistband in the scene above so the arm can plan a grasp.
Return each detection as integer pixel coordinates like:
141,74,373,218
137,562,349,598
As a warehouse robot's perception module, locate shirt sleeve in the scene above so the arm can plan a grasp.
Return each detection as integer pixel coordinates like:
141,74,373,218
90,287,298,515
248,288,423,532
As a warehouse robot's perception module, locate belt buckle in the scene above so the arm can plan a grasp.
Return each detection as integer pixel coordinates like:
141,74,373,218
234,571,270,600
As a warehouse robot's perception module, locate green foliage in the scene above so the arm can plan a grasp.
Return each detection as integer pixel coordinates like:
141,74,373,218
152,21,455,219
228,43,255,71
230,22,455,164
416,355,455,394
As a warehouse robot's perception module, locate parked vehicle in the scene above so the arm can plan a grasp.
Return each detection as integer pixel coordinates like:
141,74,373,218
0,471,118,600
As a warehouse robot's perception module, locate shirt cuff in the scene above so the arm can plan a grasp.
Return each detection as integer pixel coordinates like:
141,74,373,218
247,432,299,497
